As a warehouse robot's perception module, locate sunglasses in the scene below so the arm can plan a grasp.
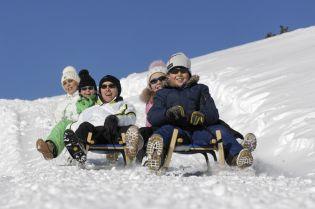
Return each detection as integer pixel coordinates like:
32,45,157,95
150,76,167,85
168,67,189,75
62,79,74,86
101,83,116,89
81,86,95,91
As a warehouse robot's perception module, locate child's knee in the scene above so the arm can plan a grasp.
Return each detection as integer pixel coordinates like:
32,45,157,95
79,122,94,130
156,125,176,135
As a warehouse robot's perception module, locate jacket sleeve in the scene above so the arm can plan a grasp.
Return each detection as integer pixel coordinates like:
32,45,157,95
199,85,219,125
115,102,136,126
147,91,168,127
68,111,85,132
67,106,92,132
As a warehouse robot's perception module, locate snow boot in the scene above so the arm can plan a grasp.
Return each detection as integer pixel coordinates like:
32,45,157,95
125,125,142,162
242,133,257,152
236,148,253,168
36,139,55,160
146,134,164,171
64,129,87,164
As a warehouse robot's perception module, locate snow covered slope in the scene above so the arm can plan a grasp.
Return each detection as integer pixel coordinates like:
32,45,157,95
1,26,315,209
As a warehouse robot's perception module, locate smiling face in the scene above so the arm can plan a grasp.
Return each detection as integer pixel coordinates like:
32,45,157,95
100,81,118,103
62,79,78,95
149,72,167,93
167,68,190,88
80,86,96,98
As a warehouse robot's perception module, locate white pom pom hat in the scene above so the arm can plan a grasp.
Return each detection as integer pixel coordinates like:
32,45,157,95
60,66,80,86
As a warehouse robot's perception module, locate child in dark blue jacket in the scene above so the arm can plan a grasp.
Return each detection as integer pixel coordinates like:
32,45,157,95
146,52,256,171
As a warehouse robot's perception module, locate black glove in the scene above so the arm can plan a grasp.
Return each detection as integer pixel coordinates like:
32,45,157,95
103,115,119,142
190,111,205,126
166,105,185,122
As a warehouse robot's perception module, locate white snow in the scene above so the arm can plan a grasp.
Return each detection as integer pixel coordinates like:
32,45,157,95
1,26,315,209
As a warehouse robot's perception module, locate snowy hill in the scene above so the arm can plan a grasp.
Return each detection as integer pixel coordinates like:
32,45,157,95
1,26,315,209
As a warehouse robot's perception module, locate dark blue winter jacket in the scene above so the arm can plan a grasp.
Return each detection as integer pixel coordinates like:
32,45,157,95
147,75,219,129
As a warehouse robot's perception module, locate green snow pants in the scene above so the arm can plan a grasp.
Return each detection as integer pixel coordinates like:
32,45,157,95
46,119,72,157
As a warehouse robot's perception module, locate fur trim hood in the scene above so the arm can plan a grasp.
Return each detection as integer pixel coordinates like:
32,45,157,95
140,88,154,103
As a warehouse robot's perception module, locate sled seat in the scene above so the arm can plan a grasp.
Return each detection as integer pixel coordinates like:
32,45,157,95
161,128,225,171
85,133,131,165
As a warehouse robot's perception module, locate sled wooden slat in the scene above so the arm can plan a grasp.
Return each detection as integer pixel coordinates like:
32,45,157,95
85,132,94,151
161,128,225,171
161,128,179,169
216,130,225,165
87,133,129,166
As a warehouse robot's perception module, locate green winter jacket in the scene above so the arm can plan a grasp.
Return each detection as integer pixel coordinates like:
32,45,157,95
76,94,98,114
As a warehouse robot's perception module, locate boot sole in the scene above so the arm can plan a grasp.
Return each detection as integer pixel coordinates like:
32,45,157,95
146,135,163,171
64,131,86,163
125,126,140,161
236,148,253,168
243,133,257,152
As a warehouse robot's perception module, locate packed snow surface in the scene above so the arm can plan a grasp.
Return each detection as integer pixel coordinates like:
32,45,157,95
1,26,315,209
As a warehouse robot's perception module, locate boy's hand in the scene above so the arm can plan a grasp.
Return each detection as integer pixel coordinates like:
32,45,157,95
166,105,185,121
190,111,205,126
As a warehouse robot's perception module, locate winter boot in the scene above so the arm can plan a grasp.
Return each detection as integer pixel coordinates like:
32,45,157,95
242,133,257,152
36,139,55,160
146,134,164,171
64,129,87,164
236,148,253,168
125,126,142,162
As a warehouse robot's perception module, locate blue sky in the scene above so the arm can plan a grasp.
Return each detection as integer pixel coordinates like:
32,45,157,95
1,0,314,100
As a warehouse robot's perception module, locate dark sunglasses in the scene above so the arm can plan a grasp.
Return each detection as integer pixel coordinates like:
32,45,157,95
149,76,167,85
168,67,189,75
81,86,95,91
101,83,116,89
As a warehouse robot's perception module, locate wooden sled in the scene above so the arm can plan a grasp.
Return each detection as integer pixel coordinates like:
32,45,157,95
84,132,131,166
161,128,225,171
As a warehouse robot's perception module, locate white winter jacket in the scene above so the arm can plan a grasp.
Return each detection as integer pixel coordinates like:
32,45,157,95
69,99,136,132
54,91,80,123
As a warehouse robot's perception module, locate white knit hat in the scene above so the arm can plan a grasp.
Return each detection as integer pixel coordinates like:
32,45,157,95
166,52,191,73
60,66,80,85
147,60,167,86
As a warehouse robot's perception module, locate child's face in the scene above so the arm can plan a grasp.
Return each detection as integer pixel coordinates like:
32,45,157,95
63,79,78,95
149,72,167,92
167,68,190,88
80,86,96,98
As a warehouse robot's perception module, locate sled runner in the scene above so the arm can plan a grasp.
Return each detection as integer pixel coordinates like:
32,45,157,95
68,128,225,170
161,128,225,171
85,132,132,165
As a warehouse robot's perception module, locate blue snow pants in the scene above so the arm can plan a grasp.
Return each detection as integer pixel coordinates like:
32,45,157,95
154,124,243,157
